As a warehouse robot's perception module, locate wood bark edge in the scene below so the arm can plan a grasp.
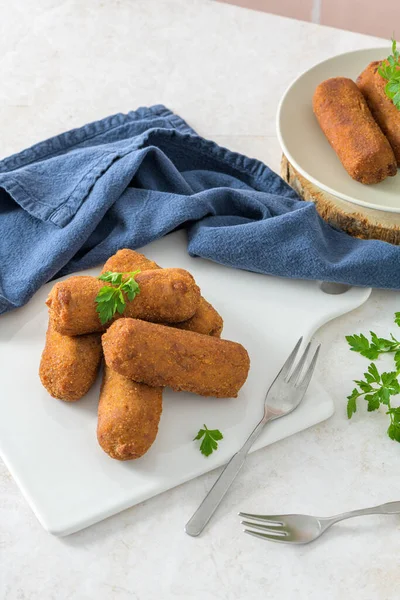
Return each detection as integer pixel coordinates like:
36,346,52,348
280,154,400,245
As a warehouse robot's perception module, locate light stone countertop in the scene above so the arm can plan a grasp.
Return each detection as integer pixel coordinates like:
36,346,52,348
1,1,399,599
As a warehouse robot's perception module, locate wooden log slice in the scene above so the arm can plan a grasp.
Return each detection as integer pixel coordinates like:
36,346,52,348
281,154,400,245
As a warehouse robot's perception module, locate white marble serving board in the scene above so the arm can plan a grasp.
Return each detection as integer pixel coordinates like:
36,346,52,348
0,230,371,536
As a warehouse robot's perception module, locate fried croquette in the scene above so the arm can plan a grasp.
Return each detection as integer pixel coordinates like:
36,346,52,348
101,249,160,274
39,321,102,401
47,268,201,336
97,366,163,460
313,77,397,184
97,249,222,460
357,61,400,166
102,248,224,337
102,248,223,337
102,318,250,398
173,296,223,337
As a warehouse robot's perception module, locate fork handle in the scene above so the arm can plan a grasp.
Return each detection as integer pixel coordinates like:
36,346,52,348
323,501,400,528
377,501,400,514
185,420,266,537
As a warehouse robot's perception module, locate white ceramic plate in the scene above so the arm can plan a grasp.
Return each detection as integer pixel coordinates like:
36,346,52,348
277,47,400,213
0,231,371,535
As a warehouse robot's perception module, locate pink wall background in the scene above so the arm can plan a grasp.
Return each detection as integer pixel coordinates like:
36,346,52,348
217,0,399,38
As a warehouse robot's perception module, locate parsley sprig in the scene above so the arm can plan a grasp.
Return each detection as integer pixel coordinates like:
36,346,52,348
378,38,400,111
346,312,400,442
194,425,223,457
346,330,400,365
95,270,140,325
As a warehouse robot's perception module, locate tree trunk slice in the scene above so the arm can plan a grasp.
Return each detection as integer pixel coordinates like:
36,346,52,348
281,154,400,245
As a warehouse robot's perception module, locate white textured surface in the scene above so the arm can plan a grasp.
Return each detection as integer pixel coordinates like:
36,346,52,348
1,0,400,598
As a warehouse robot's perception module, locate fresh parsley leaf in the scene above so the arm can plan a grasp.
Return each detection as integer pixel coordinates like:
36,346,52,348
354,379,373,393
387,407,400,423
368,363,381,383
388,422,400,442
346,333,377,358
379,386,391,405
346,314,400,442
378,39,400,111
350,365,400,412
365,393,380,412
95,287,120,325
370,332,399,352
381,371,397,386
115,289,126,315
96,287,116,302
193,424,223,457
392,37,399,58
193,428,206,440
95,270,140,325
347,389,360,418
121,276,141,302
346,332,400,360
99,271,123,285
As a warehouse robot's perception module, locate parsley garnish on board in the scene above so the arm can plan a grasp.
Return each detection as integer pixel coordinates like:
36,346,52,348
95,270,140,325
346,313,400,442
194,425,224,457
378,38,400,110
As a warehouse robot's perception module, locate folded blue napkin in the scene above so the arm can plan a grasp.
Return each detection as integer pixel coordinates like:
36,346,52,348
1,104,399,315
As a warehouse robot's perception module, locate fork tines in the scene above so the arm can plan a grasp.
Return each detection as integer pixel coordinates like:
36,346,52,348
276,337,320,390
239,512,291,542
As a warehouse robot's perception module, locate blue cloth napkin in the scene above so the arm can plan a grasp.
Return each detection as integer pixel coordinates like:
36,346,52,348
1,104,399,315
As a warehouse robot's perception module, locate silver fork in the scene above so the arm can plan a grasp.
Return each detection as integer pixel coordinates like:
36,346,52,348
240,501,400,544
185,337,320,537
